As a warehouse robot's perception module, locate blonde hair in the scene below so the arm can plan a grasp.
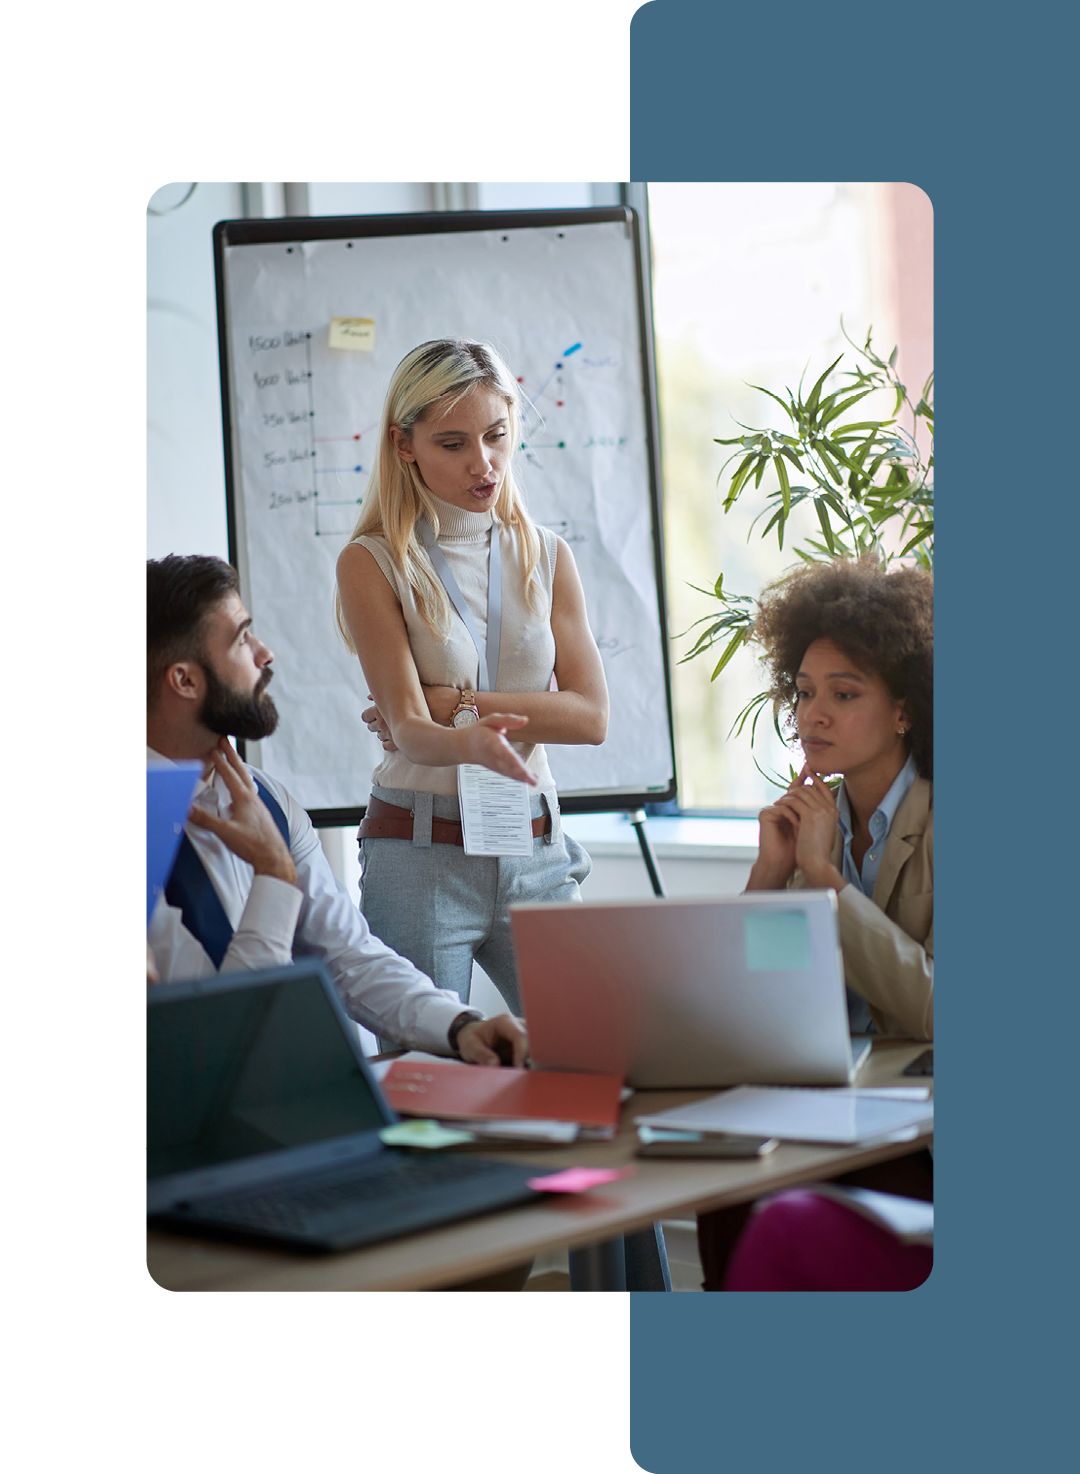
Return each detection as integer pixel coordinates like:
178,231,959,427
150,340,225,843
335,339,545,648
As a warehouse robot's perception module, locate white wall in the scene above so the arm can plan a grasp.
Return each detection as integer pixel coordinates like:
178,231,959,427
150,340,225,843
148,182,242,559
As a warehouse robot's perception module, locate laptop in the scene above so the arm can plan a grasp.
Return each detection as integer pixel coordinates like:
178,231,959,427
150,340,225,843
147,962,539,1252
146,762,202,924
510,891,872,1088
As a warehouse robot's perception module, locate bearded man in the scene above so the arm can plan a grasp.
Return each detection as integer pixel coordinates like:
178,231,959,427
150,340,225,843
146,554,525,1066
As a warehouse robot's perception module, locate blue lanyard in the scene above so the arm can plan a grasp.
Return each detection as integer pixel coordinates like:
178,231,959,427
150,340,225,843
417,517,502,692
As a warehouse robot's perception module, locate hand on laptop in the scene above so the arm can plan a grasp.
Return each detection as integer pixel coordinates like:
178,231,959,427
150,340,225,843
187,739,298,886
456,1014,529,1068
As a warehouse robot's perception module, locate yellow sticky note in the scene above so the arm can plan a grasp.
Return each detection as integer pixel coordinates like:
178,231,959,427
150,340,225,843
328,317,376,351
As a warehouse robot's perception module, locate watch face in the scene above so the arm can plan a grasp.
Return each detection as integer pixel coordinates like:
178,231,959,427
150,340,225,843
452,709,479,728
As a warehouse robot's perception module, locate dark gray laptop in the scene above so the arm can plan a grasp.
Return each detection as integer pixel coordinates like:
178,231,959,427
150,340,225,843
147,963,538,1252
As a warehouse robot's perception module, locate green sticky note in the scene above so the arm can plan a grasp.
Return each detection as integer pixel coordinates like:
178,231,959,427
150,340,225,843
744,910,813,970
378,1119,475,1150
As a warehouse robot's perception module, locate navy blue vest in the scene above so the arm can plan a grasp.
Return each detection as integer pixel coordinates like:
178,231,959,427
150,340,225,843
164,780,291,968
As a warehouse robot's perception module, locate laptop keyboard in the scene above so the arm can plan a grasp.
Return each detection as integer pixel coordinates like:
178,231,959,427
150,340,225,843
193,1152,516,1236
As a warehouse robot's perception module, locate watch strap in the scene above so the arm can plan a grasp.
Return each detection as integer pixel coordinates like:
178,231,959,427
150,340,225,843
448,1010,482,1055
451,688,479,723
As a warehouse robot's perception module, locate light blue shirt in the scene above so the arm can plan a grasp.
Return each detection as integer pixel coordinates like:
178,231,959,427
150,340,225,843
837,753,918,900
835,753,918,1032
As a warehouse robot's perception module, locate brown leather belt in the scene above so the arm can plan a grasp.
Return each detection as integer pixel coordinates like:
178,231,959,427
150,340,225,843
359,794,551,846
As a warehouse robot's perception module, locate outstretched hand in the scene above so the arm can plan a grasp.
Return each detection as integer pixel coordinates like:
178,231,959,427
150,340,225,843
460,714,536,784
361,693,534,784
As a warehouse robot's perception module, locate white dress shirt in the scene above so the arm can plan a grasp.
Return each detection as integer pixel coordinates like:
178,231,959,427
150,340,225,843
147,748,475,1053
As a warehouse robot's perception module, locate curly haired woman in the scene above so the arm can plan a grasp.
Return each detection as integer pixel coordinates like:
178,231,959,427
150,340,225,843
745,555,933,1040
698,556,934,1291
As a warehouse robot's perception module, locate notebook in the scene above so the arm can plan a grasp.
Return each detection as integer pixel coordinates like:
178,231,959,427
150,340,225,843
147,963,539,1252
510,891,872,1088
379,1058,624,1127
146,762,202,924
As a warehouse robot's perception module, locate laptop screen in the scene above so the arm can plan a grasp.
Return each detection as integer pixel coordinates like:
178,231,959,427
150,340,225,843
148,968,389,1181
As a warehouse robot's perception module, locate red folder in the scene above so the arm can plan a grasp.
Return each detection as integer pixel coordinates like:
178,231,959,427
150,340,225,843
380,1060,624,1129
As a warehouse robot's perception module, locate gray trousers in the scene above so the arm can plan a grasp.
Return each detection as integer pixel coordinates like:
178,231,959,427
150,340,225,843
359,784,592,1015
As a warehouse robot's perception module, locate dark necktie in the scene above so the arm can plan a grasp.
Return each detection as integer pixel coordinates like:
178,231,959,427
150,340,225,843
164,780,290,968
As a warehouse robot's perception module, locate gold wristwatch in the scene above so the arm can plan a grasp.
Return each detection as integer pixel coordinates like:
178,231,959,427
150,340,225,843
450,688,480,727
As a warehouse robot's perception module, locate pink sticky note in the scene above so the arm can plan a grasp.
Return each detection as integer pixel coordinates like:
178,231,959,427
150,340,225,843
526,1166,637,1194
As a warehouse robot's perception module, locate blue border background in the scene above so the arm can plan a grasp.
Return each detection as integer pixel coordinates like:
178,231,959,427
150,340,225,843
629,3,1073,1469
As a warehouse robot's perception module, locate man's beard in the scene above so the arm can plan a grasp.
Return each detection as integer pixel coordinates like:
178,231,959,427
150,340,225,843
198,663,280,740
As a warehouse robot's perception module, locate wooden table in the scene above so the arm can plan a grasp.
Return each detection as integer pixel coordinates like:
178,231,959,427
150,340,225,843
147,1039,932,1292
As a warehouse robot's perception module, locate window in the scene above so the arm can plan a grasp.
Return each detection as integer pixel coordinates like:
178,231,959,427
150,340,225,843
648,182,932,812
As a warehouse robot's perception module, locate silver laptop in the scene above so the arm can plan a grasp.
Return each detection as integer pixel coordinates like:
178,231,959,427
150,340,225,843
510,891,871,1088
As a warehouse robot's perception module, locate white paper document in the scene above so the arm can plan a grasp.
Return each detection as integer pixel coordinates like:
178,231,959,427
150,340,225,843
457,764,535,856
636,1086,934,1145
462,1119,580,1143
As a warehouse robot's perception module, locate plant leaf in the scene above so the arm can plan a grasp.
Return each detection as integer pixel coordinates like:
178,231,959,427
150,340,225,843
818,389,873,427
710,628,747,681
722,453,757,508
774,452,791,519
804,355,843,421
814,496,836,553
745,384,796,420
728,689,772,740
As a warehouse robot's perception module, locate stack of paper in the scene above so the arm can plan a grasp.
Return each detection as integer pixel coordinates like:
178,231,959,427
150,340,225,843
636,1086,933,1145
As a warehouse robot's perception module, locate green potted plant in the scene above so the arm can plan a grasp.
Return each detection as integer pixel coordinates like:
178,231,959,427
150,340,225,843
679,324,933,769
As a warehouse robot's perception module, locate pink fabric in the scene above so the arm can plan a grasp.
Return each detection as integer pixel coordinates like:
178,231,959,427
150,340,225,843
722,1190,933,1292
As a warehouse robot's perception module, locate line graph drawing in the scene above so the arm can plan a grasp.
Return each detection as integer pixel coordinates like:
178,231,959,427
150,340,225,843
244,329,628,536
517,341,584,468
314,419,378,444
303,334,370,537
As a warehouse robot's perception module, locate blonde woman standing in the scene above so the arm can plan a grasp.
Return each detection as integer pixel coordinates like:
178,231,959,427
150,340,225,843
336,340,608,1016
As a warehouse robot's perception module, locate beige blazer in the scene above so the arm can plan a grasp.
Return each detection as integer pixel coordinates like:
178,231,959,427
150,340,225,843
790,777,933,1041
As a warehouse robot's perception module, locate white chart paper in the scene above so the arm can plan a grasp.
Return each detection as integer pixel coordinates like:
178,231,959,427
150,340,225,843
221,220,674,811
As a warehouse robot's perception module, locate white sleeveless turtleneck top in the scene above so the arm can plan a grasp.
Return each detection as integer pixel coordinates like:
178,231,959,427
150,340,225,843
357,494,558,797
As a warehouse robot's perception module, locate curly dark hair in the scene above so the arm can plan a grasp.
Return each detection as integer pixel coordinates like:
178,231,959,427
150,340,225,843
754,556,933,778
